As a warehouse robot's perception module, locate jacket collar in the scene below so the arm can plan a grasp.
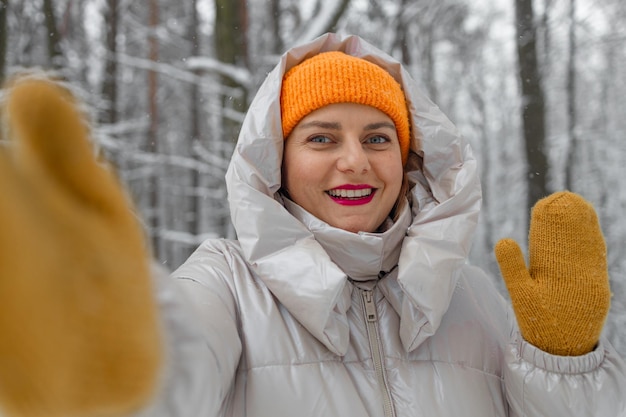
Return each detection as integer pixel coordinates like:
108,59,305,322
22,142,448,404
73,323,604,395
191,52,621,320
283,198,411,281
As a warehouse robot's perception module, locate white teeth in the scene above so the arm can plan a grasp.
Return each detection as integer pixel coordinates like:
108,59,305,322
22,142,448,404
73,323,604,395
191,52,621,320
328,188,372,198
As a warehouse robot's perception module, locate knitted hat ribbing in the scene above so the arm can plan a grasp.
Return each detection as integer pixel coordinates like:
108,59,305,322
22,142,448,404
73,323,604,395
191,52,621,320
280,51,411,164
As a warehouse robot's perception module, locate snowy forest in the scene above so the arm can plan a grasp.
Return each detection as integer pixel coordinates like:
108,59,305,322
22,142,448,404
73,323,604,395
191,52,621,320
1,0,624,358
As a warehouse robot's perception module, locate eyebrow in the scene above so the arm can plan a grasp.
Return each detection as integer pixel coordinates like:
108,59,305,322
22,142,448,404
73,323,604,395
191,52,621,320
364,122,396,131
296,121,341,130
295,121,396,131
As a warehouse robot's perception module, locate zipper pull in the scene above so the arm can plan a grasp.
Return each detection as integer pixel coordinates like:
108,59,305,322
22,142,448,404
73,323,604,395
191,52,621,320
362,290,378,322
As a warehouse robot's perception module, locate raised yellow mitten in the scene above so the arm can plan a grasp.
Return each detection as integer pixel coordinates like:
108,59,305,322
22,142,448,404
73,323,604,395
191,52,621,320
495,191,611,356
0,77,162,417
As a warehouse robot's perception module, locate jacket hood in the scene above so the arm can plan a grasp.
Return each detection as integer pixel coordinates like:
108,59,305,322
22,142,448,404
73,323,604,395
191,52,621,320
225,33,481,355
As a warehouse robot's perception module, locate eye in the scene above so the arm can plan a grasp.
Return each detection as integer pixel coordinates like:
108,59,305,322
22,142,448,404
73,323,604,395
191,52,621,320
309,135,332,144
366,135,389,144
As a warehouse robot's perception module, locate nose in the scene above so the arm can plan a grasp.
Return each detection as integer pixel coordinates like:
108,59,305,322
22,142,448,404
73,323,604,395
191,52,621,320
336,138,370,174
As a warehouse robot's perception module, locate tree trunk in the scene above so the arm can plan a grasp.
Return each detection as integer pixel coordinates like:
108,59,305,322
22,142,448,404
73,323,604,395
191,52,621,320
393,0,412,67
188,0,201,237
515,0,550,213
42,0,63,68
270,0,283,54
0,0,7,84
100,0,118,125
540,0,553,78
214,0,248,118
214,0,248,236
565,0,577,190
147,0,160,257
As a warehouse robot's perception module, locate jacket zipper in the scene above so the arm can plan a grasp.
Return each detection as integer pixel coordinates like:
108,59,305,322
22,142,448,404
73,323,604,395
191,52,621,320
361,289,396,417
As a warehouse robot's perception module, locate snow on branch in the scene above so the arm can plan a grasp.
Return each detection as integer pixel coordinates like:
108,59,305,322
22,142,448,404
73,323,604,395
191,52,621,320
186,56,252,89
117,53,219,90
95,133,229,177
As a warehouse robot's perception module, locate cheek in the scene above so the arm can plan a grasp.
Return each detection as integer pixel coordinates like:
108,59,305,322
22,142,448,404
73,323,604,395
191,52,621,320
283,155,320,202
282,147,299,190
283,160,305,191
380,155,404,191
284,149,328,188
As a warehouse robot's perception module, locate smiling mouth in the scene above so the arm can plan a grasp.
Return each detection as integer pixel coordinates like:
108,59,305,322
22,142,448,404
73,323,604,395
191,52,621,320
327,188,373,198
326,187,376,206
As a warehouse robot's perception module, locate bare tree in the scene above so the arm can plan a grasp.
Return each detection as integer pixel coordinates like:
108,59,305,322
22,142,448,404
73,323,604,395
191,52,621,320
565,0,577,190
187,0,201,237
214,0,248,129
515,0,550,213
539,0,554,77
213,0,248,236
147,0,161,256
42,0,63,68
391,0,413,67
100,0,119,125
385,2,469,107
0,0,7,84
270,0,283,54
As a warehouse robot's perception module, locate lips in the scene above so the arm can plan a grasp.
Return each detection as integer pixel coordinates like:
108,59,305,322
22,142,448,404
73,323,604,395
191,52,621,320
326,184,376,206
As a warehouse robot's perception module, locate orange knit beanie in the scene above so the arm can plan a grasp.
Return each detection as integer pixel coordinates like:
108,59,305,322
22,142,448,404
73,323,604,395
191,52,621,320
280,51,411,164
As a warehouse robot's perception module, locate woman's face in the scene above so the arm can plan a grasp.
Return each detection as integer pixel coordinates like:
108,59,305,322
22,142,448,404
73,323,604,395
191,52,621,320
282,103,404,233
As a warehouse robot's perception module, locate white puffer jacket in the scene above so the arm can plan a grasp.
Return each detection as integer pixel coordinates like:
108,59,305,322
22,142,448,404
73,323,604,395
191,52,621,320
144,33,626,417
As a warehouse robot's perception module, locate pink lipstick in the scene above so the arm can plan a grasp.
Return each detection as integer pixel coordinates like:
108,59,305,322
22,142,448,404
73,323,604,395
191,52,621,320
326,184,376,206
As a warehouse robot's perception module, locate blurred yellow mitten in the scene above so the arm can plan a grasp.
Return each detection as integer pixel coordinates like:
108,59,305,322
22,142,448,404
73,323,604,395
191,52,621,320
495,191,611,356
0,78,162,417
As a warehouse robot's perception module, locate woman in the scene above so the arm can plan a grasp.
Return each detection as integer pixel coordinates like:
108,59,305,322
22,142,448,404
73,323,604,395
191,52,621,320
160,33,626,415
1,33,625,417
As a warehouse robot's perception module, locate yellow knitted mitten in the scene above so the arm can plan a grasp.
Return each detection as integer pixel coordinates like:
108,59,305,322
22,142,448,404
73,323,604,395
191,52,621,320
0,78,162,417
495,191,611,356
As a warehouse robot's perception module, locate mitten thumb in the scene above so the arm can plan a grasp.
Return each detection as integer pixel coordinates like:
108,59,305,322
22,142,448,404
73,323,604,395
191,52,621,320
495,238,532,292
495,237,547,349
